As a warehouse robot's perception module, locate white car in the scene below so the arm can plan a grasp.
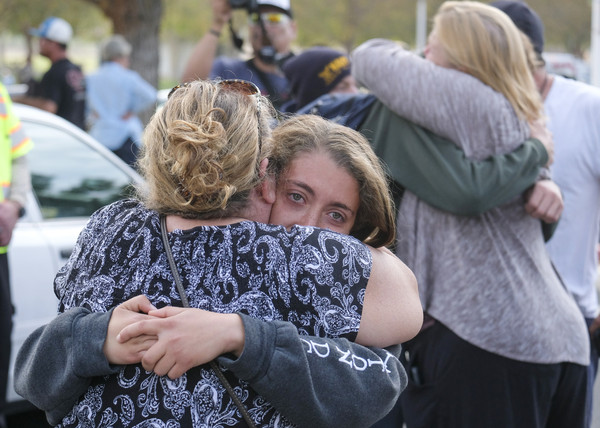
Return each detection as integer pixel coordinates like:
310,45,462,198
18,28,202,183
5,104,143,413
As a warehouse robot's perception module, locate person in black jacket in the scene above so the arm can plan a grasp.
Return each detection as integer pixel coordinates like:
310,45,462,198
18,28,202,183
15,17,85,129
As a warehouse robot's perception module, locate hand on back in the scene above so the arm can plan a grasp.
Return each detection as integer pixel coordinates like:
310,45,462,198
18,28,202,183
528,118,554,167
103,295,158,365
524,179,563,223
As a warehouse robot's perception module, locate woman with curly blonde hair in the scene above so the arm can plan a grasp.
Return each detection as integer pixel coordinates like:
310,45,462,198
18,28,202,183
352,1,589,427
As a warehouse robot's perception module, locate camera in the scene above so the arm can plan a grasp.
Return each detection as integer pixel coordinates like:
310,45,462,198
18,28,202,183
229,0,258,12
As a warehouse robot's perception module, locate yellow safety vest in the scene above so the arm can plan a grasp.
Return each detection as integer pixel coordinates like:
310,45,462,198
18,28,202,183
0,82,33,253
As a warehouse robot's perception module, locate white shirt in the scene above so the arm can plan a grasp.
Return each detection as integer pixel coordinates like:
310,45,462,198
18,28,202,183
545,74,600,319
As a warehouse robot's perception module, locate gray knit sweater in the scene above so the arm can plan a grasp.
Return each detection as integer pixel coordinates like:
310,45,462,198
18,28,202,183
352,39,589,365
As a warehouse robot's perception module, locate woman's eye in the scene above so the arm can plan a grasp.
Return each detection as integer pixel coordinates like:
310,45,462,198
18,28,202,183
289,192,303,202
329,212,344,222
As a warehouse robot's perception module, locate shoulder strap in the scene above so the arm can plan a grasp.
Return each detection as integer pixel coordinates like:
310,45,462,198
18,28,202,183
160,215,190,308
159,215,257,428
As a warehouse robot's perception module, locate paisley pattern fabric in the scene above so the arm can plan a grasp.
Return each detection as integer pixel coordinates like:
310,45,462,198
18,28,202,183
54,199,372,427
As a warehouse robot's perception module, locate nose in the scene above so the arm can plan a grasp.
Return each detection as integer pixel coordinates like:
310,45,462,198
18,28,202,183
299,211,320,229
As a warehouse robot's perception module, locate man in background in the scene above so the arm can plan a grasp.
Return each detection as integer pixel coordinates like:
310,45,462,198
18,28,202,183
0,82,32,428
15,17,86,129
181,0,296,110
492,2,600,427
86,35,157,168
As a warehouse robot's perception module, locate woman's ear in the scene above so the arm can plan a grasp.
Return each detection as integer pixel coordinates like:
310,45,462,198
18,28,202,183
260,178,276,205
259,158,276,204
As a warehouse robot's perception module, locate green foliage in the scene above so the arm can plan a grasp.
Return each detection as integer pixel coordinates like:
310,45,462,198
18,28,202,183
0,0,594,57
293,0,418,51
525,0,591,55
0,0,109,40
163,0,210,39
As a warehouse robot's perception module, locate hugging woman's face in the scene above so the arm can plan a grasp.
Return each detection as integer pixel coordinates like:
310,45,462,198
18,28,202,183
268,149,360,236
424,30,453,69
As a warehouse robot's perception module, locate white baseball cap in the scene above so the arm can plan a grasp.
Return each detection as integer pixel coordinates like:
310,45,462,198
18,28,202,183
256,0,293,16
30,17,73,44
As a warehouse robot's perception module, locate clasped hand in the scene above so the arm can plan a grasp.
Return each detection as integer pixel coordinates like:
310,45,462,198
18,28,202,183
104,295,245,379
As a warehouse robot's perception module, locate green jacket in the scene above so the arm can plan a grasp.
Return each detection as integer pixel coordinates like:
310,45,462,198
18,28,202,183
360,100,548,215
359,100,555,239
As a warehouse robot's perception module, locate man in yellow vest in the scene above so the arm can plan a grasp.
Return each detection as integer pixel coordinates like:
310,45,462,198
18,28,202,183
0,82,32,428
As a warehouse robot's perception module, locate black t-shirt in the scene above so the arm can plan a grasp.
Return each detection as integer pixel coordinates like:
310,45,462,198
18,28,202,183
40,58,86,129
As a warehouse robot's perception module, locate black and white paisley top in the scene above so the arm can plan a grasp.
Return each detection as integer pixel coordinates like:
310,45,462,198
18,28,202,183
54,199,372,427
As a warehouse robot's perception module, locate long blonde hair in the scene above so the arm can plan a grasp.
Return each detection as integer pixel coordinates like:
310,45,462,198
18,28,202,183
270,114,396,248
137,79,274,219
433,1,543,121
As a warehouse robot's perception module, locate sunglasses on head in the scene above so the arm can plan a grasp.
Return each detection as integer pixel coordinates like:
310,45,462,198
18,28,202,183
168,79,260,98
218,80,263,153
217,79,261,96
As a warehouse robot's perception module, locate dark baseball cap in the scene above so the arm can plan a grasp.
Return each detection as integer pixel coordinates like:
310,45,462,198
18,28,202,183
491,1,545,55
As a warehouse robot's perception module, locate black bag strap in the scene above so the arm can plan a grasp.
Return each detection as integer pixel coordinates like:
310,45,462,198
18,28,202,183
159,215,257,428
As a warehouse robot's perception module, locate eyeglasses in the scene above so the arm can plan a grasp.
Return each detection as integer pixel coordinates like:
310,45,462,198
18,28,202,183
168,79,261,99
219,79,263,157
217,79,261,97
249,12,291,26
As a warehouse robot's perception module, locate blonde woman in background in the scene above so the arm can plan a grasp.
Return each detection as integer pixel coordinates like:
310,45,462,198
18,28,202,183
352,2,589,427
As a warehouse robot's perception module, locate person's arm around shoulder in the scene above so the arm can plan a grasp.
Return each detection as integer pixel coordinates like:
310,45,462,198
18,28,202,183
362,102,550,216
116,297,409,428
14,296,159,425
357,246,422,347
14,308,118,425
351,39,444,126
220,314,407,428
352,38,498,142
181,0,232,82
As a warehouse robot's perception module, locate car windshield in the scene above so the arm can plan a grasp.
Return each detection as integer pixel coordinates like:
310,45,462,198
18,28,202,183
23,119,137,219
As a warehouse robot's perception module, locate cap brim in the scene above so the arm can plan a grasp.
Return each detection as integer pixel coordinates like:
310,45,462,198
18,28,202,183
257,4,292,16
